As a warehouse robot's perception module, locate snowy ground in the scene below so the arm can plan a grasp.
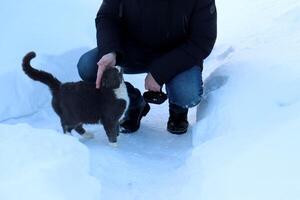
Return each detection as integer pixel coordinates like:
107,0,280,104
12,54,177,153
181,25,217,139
1,0,300,199
0,124,101,200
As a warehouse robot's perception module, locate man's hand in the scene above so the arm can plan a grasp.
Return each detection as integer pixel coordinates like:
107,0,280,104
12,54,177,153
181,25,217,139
145,73,161,92
96,52,116,89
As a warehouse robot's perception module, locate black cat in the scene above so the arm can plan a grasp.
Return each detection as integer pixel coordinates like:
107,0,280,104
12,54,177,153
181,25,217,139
22,52,129,145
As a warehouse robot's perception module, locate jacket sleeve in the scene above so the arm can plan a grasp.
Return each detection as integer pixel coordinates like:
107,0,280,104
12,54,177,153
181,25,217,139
95,0,123,62
149,0,217,85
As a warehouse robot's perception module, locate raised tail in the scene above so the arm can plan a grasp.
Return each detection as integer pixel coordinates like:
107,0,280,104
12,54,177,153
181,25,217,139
22,51,61,92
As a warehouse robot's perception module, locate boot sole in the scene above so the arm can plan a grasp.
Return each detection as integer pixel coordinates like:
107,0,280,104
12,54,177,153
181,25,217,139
167,122,189,135
167,127,188,135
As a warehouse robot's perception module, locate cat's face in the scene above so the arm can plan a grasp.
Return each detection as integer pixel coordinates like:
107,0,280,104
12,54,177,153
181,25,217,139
101,66,123,89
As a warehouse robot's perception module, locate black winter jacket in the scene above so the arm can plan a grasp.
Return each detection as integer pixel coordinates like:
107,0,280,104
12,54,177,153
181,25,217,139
96,0,217,85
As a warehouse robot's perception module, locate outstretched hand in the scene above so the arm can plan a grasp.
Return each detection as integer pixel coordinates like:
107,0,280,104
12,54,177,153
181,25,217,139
145,73,161,92
96,52,116,89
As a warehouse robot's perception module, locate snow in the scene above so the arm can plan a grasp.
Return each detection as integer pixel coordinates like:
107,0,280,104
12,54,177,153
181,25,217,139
177,0,300,199
0,123,101,200
1,0,300,199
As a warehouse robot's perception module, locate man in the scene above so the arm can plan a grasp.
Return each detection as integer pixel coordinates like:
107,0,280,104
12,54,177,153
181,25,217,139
77,0,217,134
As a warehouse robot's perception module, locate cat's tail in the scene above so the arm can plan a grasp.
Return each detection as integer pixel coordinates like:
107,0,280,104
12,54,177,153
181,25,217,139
22,51,61,92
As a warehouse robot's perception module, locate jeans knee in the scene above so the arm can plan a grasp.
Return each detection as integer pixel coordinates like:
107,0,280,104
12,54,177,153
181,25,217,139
166,65,203,108
169,95,202,108
185,94,203,108
77,50,98,82
77,56,87,80
167,84,203,108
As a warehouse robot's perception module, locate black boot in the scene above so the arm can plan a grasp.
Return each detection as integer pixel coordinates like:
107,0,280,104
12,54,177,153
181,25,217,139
120,82,150,133
120,100,150,133
167,104,189,134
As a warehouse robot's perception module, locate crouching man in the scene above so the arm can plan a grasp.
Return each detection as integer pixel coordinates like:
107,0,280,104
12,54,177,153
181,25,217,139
78,0,217,134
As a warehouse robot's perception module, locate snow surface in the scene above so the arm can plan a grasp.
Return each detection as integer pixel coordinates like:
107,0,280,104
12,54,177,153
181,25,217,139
1,0,300,199
0,124,101,200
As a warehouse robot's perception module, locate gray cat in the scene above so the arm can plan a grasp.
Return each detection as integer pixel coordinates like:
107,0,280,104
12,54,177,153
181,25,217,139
22,52,129,145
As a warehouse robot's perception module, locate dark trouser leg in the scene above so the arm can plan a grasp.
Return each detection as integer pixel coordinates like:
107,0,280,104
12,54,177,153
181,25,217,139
120,82,150,133
124,82,144,109
77,48,100,82
120,75,150,134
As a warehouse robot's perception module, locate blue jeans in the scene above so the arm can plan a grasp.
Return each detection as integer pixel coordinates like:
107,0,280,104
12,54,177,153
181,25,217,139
77,48,203,109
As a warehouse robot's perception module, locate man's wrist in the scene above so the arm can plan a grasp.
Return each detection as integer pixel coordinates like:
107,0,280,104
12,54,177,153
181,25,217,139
149,71,164,86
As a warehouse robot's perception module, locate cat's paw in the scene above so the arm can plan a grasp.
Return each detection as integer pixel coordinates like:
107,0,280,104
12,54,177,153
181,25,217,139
109,142,118,147
82,132,94,139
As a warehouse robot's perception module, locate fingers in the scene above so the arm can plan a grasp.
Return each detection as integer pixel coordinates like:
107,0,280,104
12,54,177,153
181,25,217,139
146,85,160,92
145,74,150,91
151,84,161,92
145,81,160,91
145,73,161,92
100,53,116,68
96,59,108,89
96,66,104,89
145,82,149,91
95,53,117,89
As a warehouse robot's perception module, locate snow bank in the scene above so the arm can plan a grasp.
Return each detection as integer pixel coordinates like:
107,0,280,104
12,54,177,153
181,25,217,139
178,0,300,199
0,124,101,200
179,120,300,200
0,0,101,121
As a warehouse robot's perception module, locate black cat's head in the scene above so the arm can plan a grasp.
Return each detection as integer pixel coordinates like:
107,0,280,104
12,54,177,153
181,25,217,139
101,66,124,89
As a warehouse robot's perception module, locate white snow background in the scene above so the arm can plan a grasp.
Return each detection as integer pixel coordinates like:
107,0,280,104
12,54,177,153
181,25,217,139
0,0,300,200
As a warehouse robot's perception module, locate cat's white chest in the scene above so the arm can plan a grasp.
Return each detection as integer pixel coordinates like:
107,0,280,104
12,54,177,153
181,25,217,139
113,81,129,119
